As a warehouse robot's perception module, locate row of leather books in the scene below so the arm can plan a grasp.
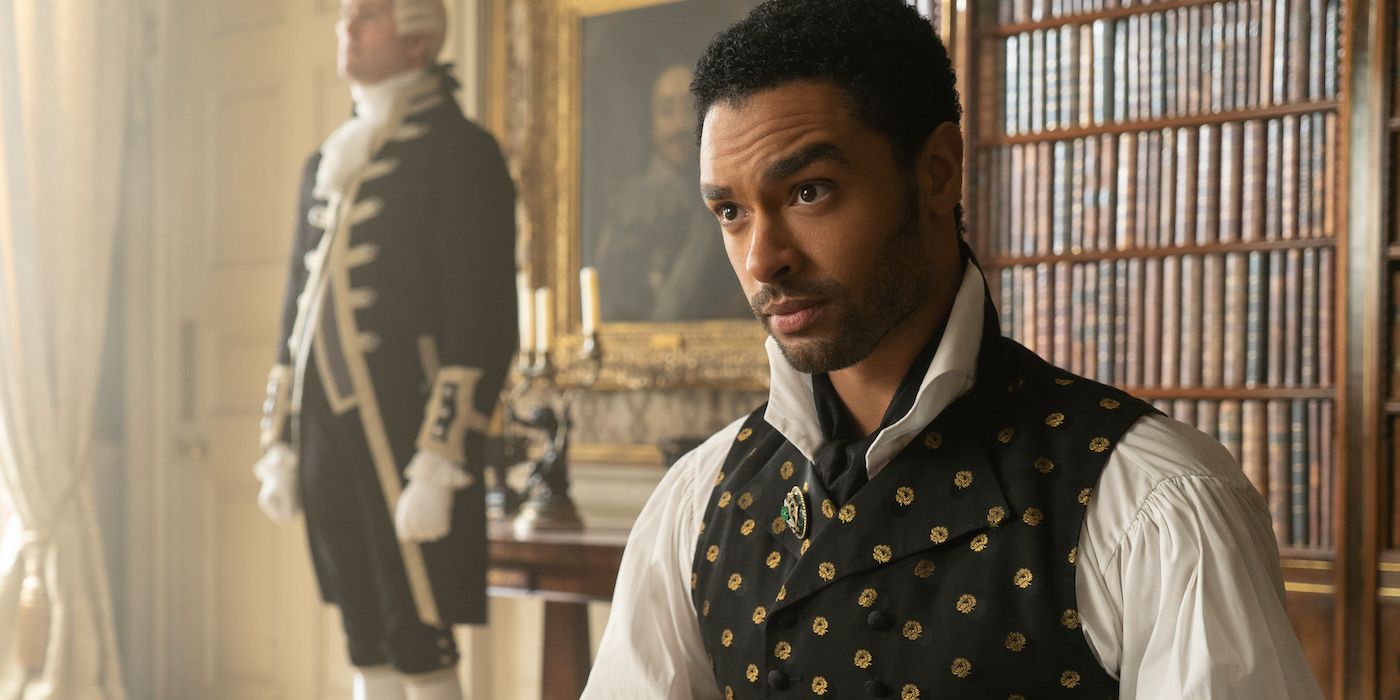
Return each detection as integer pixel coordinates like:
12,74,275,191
975,115,1338,258
995,251,1334,391
989,0,1341,135
1144,398,1334,548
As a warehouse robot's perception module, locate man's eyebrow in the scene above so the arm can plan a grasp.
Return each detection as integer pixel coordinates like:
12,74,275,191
701,184,733,201
763,142,850,182
701,143,850,201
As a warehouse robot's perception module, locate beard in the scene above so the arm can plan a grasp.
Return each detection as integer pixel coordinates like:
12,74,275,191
751,194,930,374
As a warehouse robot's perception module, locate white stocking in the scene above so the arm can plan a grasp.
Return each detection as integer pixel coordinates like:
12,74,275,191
352,665,406,700
402,667,463,700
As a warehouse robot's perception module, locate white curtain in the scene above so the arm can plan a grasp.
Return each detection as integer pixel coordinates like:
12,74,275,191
0,0,132,697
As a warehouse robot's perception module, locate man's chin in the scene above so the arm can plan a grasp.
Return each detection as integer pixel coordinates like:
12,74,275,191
770,334,847,375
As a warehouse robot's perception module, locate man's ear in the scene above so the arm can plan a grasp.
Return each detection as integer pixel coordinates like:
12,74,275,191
916,122,964,217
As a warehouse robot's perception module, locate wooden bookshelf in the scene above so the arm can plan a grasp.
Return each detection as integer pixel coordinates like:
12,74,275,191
986,236,1335,268
986,0,1249,36
959,0,1355,692
978,100,1340,147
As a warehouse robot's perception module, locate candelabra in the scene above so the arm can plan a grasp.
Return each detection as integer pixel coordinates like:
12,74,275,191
499,335,603,537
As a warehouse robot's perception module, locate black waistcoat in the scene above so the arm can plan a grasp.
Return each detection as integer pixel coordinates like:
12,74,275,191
693,297,1155,699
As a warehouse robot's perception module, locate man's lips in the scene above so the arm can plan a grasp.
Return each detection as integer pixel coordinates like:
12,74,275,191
764,299,826,334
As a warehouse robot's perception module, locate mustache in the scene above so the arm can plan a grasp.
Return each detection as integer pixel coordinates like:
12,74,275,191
748,278,844,315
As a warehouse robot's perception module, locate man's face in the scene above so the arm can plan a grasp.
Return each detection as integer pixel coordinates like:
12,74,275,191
700,81,952,374
652,65,695,168
338,0,416,84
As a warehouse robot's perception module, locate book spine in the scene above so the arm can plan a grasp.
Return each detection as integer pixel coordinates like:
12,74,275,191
1054,261,1072,366
1180,254,1203,388
1308,399,1322,547
1005,36,1020,136
1070,138,1086,253
1135,132,1153,248
1117,133,1136,250
1223,252,1249,386
1144,256,1163,387
1114,258,1130,386
1267,249,1285,385
1301,247,1318,386
1037,142,1053,255
1114,19,1128,122
1242,399,1268,497
1126,257,1144,388
1319,247,1334,386
1161,255,1181,388
1289,0,1310,102
1321,400,1333,548
1150,11,1165,119
1283,248,1302,387
1001,269,1016,337
1245,251,1268,386
1053,140,1070,254
1202,253,1225,387
1037,263,1053,361
1259,0,1276,106
1098,261,1116,384
1241,120,1265,241
1085,261,1100,380
1210,1,1226,112
1290,399,1309,546
1175,126,1199,246
1219,121,1243,243
1246,0,1262,108
1046,28,1060,131
1268,399,1290,545
1071,263,1086,375
1011,145,1025,257
1098,134,1117,251
1197,124,1222,245
1281,115,1299,241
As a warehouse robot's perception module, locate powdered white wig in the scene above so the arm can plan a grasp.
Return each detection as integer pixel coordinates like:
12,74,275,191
396,0,448,57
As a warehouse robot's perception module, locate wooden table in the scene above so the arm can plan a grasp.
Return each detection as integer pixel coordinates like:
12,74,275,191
487,525,628,699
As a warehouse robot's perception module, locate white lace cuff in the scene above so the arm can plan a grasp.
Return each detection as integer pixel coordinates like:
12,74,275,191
254,443,299,481
404,450,474,490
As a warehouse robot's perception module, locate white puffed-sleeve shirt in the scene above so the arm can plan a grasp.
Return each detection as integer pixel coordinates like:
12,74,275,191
583,265,1323,699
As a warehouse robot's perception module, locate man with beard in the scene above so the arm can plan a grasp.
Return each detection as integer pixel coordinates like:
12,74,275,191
252,1,516,698
583,0,1320,697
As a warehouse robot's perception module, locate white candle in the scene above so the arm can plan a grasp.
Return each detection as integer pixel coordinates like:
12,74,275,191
580,267,601,338
516,272,534,353
534,287,553,354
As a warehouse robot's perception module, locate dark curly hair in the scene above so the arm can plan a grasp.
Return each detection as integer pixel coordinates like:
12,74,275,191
691,0,962,164
691,0,964,235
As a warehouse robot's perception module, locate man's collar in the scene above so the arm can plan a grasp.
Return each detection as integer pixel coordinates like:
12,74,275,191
763,260,987,476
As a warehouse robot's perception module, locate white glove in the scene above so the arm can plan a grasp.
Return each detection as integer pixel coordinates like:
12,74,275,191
254,443,301,523
395,451,473,543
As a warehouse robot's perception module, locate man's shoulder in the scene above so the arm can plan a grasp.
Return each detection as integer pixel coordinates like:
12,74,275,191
1085,412,1265,561
1110,413,1250,487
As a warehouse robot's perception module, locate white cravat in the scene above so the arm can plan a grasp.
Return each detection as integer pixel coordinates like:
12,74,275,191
314,69,425,199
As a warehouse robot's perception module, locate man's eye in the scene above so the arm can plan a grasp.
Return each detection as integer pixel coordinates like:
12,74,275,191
718,205,740,222
795,183,832,205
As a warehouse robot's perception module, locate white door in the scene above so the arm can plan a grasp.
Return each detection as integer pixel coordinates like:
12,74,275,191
150,1,484,697
158,0,345,697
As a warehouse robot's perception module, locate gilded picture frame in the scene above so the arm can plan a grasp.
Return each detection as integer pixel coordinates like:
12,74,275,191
495,0,769,391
